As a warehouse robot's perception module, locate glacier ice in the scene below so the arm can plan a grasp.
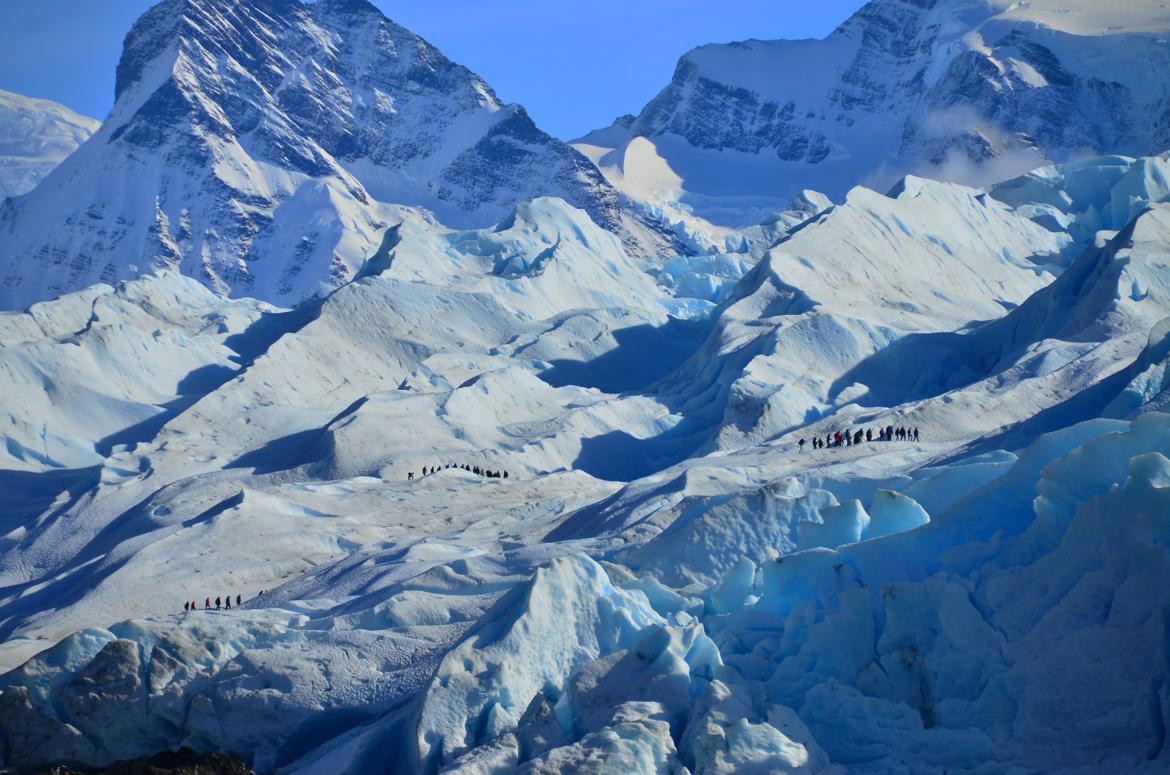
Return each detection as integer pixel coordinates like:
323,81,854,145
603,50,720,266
2,120,1170,775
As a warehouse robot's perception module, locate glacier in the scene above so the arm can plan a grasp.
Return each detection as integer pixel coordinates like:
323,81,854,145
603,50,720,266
2,0,1170,771
1,148,1169,772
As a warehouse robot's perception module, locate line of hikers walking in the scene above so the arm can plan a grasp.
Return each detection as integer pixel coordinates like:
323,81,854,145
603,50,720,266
183,590,263,612
408,463,509,481
798,425,920,452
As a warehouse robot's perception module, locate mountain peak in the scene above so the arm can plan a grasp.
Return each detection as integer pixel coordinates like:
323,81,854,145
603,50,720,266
575,0,1170,228
0,0,631,310
0,90,99,199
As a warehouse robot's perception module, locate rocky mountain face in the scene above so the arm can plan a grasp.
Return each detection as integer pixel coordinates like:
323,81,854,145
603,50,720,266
0,0,625,310
0,90,98,200
575,0,1170,226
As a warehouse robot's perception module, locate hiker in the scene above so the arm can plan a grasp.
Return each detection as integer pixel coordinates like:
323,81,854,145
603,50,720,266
225,596,231,610
799,438,806,452
408,471,414,481
834,431,842,447
504,471,509,479
866,428,873,442
913,427,920,441
237,594,242,606
184,601,189,612
205,597,211,610
885,425,894,441
854,430,863,445
215,597,221,609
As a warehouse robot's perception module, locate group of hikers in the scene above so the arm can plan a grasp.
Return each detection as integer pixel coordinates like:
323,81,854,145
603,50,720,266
408,463,509,481
799,425,920,452
183,591,262,612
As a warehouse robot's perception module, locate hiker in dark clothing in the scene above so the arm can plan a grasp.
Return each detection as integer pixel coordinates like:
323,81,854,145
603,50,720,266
205,597,211,610
854,430,863,445
408,472,414,481
886,425,894,441
215,597,222,609
799,438,806,452
913,427,920,441
237,594,242,606
866,429,873,442
184,601,189,612
225,596,231,610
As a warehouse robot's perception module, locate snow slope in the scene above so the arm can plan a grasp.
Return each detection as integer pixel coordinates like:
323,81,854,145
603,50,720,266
576,0,1170,227
0,0,637,311
0,90,98,200
2,151,1170,773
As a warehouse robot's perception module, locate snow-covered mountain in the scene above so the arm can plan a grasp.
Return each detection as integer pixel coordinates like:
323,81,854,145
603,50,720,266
0,90,98,200
575,0,1170,226
0,0,628,310
2,152,1170,773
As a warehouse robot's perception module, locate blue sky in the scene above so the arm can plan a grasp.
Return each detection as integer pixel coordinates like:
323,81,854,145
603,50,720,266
0,0,865,140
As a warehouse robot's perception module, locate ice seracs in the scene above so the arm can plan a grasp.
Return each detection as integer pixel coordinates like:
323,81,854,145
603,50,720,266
3,150,1170,773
